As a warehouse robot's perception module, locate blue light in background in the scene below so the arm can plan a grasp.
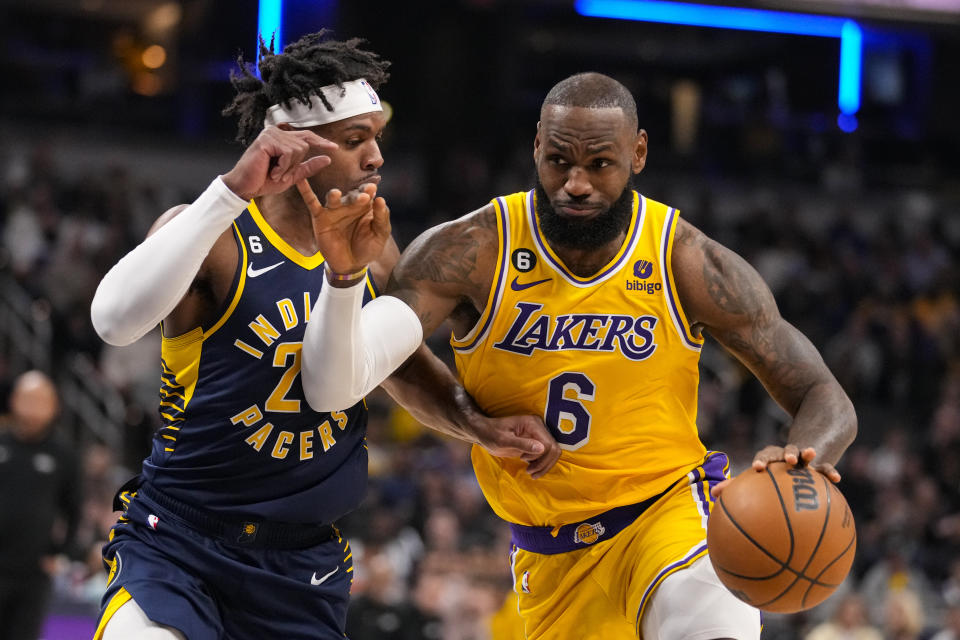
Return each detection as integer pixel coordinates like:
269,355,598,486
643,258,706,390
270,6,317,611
575,0,862,131
839,20,863,115
258,0,283,54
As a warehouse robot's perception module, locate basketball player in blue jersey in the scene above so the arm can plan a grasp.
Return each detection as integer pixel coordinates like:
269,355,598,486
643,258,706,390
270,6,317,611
88,31,557,640
298,72,858,639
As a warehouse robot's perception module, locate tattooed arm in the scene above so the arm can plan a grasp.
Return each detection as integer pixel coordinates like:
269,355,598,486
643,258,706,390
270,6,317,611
672,218,856,482
301,202,560,475
379,204,560,476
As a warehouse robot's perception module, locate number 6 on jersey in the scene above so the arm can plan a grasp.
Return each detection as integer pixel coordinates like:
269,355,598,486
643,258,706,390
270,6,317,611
544,372,595,450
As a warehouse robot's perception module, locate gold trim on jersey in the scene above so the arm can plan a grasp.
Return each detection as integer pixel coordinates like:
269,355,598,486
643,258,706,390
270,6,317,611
248,200,325,270
93,586,133,640
528,190,645,287
204,221,249,339
450,198,510,352
659,208,704,350
159,326,203,453
247,200,378,298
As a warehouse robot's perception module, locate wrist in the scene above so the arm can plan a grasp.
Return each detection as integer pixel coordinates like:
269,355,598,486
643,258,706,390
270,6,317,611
219,172,254,202
324,264,368,288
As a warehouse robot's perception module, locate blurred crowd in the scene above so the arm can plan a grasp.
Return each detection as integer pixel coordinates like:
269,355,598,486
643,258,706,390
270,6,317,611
0,130,958,640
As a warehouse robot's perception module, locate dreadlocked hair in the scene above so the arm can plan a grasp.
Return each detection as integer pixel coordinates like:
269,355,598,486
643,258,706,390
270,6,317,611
222,30,391,146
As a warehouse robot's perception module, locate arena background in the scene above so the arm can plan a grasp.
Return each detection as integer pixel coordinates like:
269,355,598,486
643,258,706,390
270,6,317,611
1,0,959,637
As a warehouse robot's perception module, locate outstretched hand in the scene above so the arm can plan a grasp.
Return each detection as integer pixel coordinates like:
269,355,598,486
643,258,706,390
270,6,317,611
296,181,391,276
221,126,338,200
710,445,841,499
474,414,561,479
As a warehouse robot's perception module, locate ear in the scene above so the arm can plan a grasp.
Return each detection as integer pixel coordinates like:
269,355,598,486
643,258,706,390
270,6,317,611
632,129,648,174
533,120,542,160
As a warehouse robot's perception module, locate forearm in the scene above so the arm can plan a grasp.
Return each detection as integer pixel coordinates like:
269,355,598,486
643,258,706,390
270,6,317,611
747,321,858,464
90,176,247,345
380,345,483,443
786,379,857,465
300,276,423,411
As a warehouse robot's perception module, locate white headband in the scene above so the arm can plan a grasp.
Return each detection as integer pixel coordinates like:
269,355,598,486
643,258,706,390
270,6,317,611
263,78,382,128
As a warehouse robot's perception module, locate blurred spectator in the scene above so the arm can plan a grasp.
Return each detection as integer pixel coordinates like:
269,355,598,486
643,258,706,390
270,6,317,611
804,593,883,640
882,589,926,640
0,371,81,640
930,604,960,640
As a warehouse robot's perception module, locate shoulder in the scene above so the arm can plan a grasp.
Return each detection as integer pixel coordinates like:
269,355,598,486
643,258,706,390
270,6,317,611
671,216,777,330
389,202,501,313
146,204,191,237
394,202,500,282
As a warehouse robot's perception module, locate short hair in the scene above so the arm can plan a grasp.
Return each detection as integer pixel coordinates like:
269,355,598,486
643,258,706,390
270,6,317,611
541,72,638,131
223,30,391,146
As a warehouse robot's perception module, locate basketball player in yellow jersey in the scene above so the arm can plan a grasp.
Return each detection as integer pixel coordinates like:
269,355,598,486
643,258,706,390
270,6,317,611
300,72,857,639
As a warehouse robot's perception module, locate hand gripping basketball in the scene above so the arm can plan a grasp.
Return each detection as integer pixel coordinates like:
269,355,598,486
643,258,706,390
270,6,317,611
706,461,857,613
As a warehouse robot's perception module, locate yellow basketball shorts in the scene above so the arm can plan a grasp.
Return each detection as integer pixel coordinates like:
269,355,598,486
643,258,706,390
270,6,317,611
508,452,728,639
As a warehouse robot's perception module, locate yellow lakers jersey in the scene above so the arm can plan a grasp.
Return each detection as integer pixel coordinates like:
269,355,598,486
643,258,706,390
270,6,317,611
453,190,707,527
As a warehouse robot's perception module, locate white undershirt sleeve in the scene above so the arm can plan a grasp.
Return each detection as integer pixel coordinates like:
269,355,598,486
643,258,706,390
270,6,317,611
90,176,249,346
300,277,423,412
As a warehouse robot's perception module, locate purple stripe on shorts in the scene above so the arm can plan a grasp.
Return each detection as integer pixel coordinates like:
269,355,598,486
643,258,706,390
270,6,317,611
636,542,709,629
510,483,672,555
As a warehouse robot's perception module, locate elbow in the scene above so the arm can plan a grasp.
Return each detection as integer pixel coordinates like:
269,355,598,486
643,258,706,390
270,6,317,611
301,359,360,413
842,394,858,448
90,296,134,346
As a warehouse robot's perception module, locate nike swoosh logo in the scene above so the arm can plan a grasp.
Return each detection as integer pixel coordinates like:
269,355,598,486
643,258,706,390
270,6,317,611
510,276,552,291
311,566,339,586
247,261,284,278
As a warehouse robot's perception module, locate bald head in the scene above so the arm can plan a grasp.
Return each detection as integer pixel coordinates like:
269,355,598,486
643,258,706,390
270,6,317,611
542,72,638,132
10,370,59,439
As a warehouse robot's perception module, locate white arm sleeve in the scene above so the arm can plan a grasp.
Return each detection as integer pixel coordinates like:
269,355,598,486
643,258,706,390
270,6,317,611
301,277,423,411
90,176,249,346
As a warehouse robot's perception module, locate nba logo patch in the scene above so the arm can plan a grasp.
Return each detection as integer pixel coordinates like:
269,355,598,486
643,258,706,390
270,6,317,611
521,571,531,594
360,79,379,105
573,521,606,545
147,514,159,530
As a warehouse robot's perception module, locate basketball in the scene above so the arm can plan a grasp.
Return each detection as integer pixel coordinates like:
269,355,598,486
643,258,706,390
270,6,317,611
706,462,856,613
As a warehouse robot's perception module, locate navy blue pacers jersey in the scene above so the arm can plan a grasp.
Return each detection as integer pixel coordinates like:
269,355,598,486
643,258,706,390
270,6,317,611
140,201,375,524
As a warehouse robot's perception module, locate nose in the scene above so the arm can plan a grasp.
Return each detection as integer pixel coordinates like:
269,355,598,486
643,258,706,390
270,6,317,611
364,142,384,171
563,167,592,198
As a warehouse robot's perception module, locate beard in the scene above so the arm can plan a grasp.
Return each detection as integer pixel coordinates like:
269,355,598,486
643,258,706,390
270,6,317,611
534,175,635,251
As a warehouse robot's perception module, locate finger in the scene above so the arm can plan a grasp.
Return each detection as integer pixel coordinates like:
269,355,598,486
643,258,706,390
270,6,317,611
800,447,817,464
293,155,332,182
299,131,339,153
527,446,561,479
371,197,391,236
324,189,343,209
340,189,372,208
751,446,784,471
782,444,801,466
296,179,322,211
710,478,731,499
270,145,295,181
813,462,841,483
510,436,546,458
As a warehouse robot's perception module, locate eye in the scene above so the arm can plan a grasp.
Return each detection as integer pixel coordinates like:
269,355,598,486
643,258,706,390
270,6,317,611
592,158,612,169
548,155,569,167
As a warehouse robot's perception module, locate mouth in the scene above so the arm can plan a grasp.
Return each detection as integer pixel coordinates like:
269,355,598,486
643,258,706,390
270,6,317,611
555,203,601,218
358,174,382,188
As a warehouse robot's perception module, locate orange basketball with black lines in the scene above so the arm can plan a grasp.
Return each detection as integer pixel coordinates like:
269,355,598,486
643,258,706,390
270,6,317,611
706,462,856,613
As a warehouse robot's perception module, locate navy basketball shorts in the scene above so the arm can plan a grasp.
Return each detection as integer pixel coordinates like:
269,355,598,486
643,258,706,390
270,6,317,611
95,489,353,640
